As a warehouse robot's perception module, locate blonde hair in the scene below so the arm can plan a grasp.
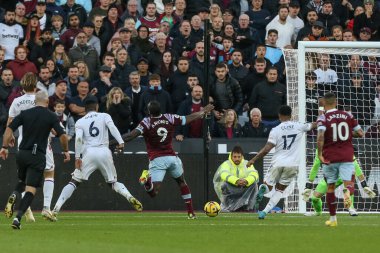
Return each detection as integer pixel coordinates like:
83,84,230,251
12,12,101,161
74,60,90,80
21,72,37,92
52,49,71,69
106,87,125,110
222,109,238,128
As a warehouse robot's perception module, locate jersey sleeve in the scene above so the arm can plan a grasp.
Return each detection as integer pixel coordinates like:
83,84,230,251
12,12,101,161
301,122,313,132
166,114,184,126
8,101,18,118
136,118,147,134
316,114,326,132
349,113,361,132
267,128,277,145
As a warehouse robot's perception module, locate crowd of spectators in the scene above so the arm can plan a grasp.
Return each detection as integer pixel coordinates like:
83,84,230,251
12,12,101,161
0,0,379,139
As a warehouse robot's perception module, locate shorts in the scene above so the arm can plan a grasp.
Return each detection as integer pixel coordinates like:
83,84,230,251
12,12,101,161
16,150,46,188
149,156,184,182
264,166,298,186
72,147,117,183
322,162,354,184
45,144,55,171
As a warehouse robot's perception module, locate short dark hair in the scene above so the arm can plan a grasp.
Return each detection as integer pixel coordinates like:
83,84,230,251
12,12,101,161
278,105,292,117
215,62,227,69
267,29,278,35
54,99,65,107
231,145,244,155
324,92,336,105
266,66,278,74
278,4,289,12
255,58,266,64
147,100,161,116
149,73,161,81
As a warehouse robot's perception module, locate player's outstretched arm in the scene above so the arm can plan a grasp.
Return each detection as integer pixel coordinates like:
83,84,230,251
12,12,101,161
184,104,214,124
0,127,14,160
246,142,275,167
120,129,141,143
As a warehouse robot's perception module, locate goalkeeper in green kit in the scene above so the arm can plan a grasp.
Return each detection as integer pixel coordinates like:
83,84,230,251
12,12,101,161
302,149,377,216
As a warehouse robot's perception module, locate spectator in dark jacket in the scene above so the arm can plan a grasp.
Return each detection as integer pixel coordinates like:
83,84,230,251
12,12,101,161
172,20,198,59
317,1,340,35
210,63,243,115
353,0,380,39
185,0,210,18
90,65,120,107
248,66,286,127
242,108,270,138
105,87,132,134
61,0,87,26
113,47,136,90
212,109,242,138
167,57,191,112
245,0,272,42
138,73,173,120
125,71,148,128
30,27,55,68
99,4,123,56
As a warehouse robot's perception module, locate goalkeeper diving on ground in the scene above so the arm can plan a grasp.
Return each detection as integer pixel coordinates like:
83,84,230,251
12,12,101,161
302,149,377,216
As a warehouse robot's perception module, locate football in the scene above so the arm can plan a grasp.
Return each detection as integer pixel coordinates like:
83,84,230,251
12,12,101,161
204,201,221,217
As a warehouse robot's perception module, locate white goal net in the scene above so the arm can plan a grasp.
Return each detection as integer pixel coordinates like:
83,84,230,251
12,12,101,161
283,41,380,213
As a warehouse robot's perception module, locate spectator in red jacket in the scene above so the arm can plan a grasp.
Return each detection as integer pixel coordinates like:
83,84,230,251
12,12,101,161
6,45,38,81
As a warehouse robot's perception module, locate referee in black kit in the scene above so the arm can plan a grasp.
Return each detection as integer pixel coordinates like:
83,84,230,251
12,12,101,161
0,91,70,229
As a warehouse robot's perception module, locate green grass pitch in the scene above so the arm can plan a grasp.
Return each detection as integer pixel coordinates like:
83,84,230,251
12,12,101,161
1,212,379,253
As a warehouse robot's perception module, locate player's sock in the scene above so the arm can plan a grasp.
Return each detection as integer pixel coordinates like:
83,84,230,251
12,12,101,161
54,182,77,212
112,182,133,200
43,178,54,210
326,192,337,216
180,184,194,214
311,196,322,213
263,189,283,214
16,192,34,221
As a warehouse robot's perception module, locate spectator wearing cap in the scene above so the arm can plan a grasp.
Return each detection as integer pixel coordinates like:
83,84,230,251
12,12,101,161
73,21,101,55
148,32,170,73
235,14,261,63
23,14,42,52
51,14,67,40
266,5,295,48
68,31,100,81
307,20,329,41
120,0,142,22
0,9,24,62
135,2,160,37
317,0,339,35
6,45,38,81
48,79,70,111
59,13,82,51
125,71,148,128
138,73,173,120
29,0,52,30
305,71,322,123
107,27,133,52
353,0,380,39
338,71,376,127
245,0,272,43
30,27,55,68
358,26,372,41
61,0,87,26
99,5,124,56
136,57,151,87
113,47,137,90
129,24,154,65
15,2,28,27
90,65,120,106
89,0,110,21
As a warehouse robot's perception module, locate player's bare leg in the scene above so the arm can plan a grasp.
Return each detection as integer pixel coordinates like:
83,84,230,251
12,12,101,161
41,169,56,221
325,183,338,227
175,175,195,219
259,183,286,219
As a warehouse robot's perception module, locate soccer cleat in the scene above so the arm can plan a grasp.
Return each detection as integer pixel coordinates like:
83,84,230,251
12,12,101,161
255,185,267,210
139,170,149,185
187,213,197,219
41,208,57,222
304,211,322,217
11,218,21,230
325,220,338,227
349,208,358,216
128,197,143,212
51,208,59,220
4,193,16,218
25,207,35,222
258,211,266,219
363,187,376,198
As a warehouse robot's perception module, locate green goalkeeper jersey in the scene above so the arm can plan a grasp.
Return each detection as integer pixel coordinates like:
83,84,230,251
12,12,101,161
308,149,363,182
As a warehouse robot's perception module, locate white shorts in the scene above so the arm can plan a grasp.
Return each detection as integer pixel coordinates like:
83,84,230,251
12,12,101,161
45,144,55,171
264,166,298,186
72,147,117,183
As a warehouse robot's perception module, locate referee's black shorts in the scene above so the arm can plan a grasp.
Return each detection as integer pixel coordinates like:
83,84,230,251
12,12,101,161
16,150,46,188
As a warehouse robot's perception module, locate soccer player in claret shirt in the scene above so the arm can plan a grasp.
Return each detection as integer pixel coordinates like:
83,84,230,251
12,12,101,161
316,92,364,226
117,100,214,219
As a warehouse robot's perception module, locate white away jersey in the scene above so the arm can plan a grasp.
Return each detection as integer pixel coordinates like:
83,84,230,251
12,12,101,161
0,23,24,60
267,121,312,167
9,94,36,145
75,112,123,150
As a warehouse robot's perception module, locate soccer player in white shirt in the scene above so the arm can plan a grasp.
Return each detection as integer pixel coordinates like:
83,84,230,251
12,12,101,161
247,105,316,219
7,73,59,222
52,96,142,217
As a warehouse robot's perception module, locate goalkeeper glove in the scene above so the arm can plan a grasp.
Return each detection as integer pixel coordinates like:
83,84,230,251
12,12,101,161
302,182,313,202
363,186,377,198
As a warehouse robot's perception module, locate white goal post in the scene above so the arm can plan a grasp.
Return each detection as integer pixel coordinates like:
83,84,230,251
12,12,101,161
283,41,380,213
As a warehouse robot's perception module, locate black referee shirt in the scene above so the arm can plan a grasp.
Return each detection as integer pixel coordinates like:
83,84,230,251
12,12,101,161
9,106,65,154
